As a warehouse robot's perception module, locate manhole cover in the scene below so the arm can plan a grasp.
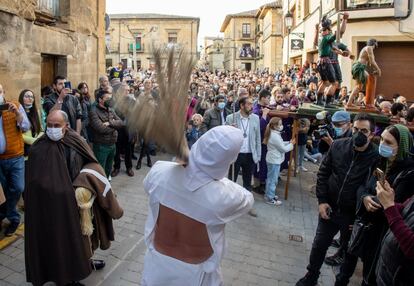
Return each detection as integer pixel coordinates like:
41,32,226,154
289,234,303,242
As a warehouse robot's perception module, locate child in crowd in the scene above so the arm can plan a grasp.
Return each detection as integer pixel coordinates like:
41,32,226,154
263,117,295,206
297,118,310,172
186,113,204,149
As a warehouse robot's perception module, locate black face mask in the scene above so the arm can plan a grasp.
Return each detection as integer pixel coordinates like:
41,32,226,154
353,131,368,148
104,98,114,109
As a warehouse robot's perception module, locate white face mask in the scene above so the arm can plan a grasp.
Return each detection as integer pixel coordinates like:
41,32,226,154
277,125,284,131
46,127,64,141
0,95,4,105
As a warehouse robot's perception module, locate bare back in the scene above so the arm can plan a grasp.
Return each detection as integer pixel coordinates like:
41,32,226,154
358,46,370,65
153,204,214,264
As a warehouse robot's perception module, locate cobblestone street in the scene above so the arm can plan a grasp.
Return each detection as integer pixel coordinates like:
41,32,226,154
0,153,361,285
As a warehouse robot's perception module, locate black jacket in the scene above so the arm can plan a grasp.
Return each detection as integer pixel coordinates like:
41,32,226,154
376,197,414,286
356,157,414,280
316,137,379,213
43,92,82,130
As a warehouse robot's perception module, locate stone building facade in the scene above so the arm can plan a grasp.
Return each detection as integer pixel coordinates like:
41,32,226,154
106,14,200,70
203,37,224,71
0,0,106,101
220,1,283,72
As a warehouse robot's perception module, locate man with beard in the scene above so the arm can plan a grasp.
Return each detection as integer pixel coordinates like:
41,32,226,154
296,113,379,286
226,97,261,217
43,76,82,133
252,89,271,194
24,110,110,286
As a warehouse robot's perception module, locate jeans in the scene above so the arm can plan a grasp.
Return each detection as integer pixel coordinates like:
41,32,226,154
114,127,132,170
297,144,306,167
265,163,281,201
0,156,25,224
306,211,355,280
93,144,116,178
228,153,254,190
305,150,322,162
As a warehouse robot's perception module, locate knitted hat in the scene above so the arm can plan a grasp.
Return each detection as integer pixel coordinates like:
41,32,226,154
394,124,413,161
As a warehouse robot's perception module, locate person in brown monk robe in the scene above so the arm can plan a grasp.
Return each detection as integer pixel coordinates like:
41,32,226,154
24,110,108,286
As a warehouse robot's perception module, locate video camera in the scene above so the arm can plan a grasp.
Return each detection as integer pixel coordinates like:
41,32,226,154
312,111,333,139
313,124,330,139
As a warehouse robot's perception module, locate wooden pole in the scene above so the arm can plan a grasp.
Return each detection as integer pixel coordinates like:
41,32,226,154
284,118,298,200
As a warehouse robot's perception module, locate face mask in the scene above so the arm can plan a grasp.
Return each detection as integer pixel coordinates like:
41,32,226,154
46,127,64,141
139,87,145,91
0,95,4,105
256,86,261,92
379,143,395,158
353,131,368,148
104,98,114,108
25,104,33,109
334,127,344,137
218,102,225,110
277,125,284,132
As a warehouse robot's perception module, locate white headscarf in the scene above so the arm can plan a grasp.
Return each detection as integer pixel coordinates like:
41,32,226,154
184,125,244,192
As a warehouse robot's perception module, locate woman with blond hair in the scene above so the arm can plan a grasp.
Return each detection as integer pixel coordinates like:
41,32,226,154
263,117,295,205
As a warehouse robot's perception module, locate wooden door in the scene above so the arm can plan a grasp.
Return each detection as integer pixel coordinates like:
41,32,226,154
41,55,56,88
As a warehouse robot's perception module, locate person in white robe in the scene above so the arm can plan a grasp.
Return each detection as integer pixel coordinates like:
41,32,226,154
142,125,254,286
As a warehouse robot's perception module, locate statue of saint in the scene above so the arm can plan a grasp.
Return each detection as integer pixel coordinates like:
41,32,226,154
346,39,381,108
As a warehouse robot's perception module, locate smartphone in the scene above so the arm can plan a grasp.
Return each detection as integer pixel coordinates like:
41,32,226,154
374,168,385,185
0,103,10,111
64,81,72,90
326,207,332,218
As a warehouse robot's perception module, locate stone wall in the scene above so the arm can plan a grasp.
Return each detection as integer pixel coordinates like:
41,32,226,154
0,0,106,101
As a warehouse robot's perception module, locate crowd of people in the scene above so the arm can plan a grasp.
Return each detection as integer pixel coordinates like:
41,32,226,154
0,56,414,285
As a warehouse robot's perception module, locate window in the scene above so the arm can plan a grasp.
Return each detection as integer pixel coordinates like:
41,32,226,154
135,33,142,51
37,0,59,17
345,0,394,9
168,32,178,44
242,24,251,38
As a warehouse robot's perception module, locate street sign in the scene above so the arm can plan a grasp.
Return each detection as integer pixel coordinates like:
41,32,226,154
291,39,303,50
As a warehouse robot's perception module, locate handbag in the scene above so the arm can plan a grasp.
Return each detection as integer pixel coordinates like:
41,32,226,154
348,216,372,257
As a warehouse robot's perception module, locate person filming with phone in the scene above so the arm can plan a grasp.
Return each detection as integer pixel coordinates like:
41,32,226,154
43,75,82,134
335,124,414,286
0,83,31,237
296,113,379,286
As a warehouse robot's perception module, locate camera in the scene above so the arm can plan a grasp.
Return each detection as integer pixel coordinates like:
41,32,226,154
313,124,330,139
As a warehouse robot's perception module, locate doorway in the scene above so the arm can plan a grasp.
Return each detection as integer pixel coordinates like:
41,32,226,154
41,54,67,88
244,62,252,71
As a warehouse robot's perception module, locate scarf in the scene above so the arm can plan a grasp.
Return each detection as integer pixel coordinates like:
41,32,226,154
394,124,413,161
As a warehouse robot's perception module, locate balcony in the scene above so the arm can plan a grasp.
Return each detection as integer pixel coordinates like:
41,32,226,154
128,43,144,53
35,0,59,24
238,32,254,40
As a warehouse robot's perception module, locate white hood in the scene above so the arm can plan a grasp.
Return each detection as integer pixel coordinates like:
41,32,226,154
184,125,244,191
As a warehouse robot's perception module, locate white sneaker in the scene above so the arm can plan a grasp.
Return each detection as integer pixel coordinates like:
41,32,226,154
265,199,282,206
300,166,308,172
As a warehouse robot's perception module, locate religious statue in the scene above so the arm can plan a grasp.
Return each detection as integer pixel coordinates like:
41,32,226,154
346,39,381,108
315,13,350,106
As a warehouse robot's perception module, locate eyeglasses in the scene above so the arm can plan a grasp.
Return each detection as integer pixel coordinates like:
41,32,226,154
24,94,34,99
353,127,370,135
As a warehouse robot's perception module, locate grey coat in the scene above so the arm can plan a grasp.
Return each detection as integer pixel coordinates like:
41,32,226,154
201,107,227,133
226,111,261,163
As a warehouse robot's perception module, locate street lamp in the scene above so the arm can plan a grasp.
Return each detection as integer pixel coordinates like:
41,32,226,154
284,11,293,70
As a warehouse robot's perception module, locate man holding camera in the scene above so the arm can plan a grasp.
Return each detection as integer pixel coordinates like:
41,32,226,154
0,83,30,236
43,76,82,134
296,113,379,286
318,110,352,155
